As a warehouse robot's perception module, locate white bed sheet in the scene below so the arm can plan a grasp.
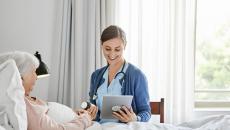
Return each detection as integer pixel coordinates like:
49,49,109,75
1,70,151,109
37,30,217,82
86,115,230,130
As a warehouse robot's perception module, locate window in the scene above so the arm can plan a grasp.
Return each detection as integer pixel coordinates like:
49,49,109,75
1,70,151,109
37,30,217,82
195,0,230,108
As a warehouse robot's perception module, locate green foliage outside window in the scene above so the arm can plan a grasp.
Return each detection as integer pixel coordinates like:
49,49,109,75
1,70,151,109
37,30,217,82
196,22,230,100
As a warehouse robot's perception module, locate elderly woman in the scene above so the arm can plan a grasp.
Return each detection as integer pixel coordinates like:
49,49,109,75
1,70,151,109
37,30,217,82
0,51,92,130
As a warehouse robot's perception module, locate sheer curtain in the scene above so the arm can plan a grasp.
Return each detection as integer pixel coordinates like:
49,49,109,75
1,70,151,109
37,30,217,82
49,0,116,108
115,0,196,124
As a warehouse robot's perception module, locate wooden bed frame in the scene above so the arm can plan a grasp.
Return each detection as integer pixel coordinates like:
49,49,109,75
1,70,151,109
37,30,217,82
149,98,164,123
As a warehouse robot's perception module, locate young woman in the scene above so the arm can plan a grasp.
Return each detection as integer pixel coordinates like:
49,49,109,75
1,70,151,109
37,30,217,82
88,25,151,123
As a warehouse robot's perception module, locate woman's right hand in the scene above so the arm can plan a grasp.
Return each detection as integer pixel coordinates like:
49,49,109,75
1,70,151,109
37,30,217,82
86,104,98,120
76,109,93,120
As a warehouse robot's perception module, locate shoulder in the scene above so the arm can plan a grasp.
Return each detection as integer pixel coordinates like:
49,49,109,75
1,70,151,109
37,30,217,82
91,66,107,77
25,97,48,117
126,63,148,85
90,65,108,84
126,63,146,77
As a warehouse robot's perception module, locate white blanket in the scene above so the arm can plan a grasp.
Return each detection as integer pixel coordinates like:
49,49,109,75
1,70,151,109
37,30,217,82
86,115,230,130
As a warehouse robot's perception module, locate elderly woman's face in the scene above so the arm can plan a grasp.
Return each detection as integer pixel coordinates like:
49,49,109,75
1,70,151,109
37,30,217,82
102,38,125,66
22,67,37,96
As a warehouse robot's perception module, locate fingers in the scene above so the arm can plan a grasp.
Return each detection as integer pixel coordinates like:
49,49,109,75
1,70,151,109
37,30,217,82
76,109,87,115
112,106,137,123
91,106,98,119
121,106,132,117
129,107,134,113
87,104,95,113
86,104,98,120
112,111,125,121
112,106,129,122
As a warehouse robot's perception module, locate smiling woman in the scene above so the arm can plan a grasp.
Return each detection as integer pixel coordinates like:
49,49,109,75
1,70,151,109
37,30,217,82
87,25,151,123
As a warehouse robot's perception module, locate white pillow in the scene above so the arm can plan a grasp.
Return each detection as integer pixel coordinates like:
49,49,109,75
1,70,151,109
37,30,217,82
0,59,27,130
47,102,76,123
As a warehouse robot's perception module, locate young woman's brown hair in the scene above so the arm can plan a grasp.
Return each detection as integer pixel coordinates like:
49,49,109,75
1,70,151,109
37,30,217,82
100,25,127,45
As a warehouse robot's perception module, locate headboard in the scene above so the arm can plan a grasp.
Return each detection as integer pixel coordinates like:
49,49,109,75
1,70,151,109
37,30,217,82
149,98,164,123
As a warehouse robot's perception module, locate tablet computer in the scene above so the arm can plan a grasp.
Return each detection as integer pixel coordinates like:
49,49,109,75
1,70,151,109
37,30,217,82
101,95,133,119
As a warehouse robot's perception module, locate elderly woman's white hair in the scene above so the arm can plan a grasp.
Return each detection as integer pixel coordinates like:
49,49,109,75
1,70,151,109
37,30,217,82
0,51,39,77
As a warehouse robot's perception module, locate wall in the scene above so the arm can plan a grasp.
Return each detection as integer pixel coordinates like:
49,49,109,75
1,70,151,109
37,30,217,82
0,0,61,100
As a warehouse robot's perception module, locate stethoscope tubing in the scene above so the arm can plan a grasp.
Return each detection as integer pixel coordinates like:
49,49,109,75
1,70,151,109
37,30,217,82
93,60,126,100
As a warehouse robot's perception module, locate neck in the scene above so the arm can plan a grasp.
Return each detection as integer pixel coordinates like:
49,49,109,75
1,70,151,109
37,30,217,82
109,58,125,71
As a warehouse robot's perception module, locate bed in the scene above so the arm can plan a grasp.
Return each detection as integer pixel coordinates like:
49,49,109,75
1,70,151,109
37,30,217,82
85,114,230,130
1,59,230,130
85,98,230,130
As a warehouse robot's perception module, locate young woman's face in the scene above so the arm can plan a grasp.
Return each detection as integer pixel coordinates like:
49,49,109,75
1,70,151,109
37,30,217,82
102,37,125,66
22,67,37,96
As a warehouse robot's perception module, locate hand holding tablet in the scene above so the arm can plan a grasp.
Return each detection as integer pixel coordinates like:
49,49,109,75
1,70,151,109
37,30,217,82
101,95,133,119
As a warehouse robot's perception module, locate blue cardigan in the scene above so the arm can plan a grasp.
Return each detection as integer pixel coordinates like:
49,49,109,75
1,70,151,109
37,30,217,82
89,63,151,122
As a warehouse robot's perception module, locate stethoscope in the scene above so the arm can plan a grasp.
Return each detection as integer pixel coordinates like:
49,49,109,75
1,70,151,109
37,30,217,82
92,60,126,101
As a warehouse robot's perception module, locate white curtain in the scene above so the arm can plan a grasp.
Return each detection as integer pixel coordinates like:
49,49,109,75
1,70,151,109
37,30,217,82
49,0,116,108
114,0,196,124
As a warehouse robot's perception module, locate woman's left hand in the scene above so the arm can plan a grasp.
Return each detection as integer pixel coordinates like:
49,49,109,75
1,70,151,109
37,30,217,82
112,106,137,123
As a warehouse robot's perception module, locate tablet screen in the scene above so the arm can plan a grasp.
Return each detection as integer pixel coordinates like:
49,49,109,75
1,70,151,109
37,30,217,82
101,95,133,119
